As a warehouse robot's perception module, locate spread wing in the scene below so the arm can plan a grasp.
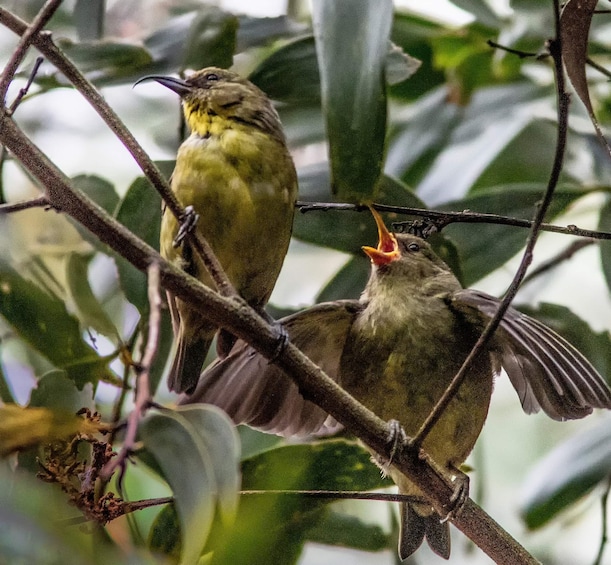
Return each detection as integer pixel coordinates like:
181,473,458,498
179,300,363,436
450,289,611,420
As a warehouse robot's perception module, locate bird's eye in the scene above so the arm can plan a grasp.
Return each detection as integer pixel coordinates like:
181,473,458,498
205,73,219,82
408,242,420,252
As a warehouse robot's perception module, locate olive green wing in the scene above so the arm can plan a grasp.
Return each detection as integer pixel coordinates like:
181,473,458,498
449,289,611,420
179,300,363,436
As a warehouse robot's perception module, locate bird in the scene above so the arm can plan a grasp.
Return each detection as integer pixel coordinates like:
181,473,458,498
136,67,297,393
181,208,611,559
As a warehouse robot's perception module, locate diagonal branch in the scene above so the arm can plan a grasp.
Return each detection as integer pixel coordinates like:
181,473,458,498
412,0,570,448
0,104,537,565
100,262,162,483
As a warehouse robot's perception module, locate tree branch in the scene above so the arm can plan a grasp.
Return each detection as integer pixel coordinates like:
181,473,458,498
296,201,611,241
520,238,595,288
0,194,49,213
100,262,162,483
412,0,570,448
0,105,537,565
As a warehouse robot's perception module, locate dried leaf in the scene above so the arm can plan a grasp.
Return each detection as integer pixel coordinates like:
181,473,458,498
560,0,611,158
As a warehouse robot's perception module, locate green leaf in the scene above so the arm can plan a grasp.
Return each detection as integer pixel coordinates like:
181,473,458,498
0,259,109,388
237,426,282,460
181,8,238,71
177,405,241,524
29,370,94,413
294,167,424,254
206,440,391,565
65,252,120,341
317,256,370,302
312,0,393,201
249,36,321,105
147,307,174,396
143,7,237,76
148,504,182,562
305,510,390,551
114,176,162,313
250,35,419,106
70,175,120,248
440,184,585,286
140,406,240,565
236,15,306,51
0,468,155,564
56,39,153,84
241,440,389,492
386,86,462,183
71,175,120,215
389,13,446,101
521,418,611,529
396,83,552,204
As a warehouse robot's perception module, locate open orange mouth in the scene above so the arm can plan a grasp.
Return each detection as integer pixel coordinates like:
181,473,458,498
362,207,400,266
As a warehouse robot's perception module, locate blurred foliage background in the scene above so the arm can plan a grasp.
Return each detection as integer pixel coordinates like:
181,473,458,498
1,0,611,563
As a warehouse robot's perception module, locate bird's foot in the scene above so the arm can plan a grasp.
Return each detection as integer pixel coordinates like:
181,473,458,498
268,320,289,362
371,419,409,476
173,205,200,248
442,466,470,522
416,451,470,522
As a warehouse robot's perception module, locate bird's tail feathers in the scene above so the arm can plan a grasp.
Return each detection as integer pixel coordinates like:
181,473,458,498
167,333,213,394
399,503,450,560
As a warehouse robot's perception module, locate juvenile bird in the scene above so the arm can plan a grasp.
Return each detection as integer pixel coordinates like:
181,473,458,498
183,209,611,559
138,67,297,393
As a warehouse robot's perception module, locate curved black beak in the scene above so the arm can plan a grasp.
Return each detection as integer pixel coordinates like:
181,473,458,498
133,75,192,96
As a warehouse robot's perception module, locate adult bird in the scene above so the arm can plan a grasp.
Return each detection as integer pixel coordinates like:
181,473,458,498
182,209,611,559
137,67,297,393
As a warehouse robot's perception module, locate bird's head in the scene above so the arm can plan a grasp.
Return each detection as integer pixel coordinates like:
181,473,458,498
134,67,283,140
362,208,451,281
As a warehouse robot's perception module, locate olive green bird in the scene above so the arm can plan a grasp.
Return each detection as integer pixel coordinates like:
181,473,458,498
138,67,297,393
181,209,611,559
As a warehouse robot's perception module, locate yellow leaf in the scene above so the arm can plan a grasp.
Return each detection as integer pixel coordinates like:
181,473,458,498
0,405,103,457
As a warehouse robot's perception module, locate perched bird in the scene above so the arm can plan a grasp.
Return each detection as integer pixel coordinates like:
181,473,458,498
137,67,297,393
182,209,611,559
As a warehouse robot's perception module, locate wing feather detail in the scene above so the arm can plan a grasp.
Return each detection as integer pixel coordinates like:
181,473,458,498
450,290,611,420
179,300,362,436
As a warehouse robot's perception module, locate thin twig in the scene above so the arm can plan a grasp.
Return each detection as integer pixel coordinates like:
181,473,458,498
0,194,49,213
296,200,611,241
593,474,611,565
0,0,61,100
487,39,538,59
412,1,570,448
0,7,237,299
99,262,162,483
587,57,611,80
241,489,420,503
59,496,175,526
521,238,595,288
7,56,43,115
